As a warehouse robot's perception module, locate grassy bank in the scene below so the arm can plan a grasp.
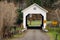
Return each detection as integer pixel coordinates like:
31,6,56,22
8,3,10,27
47,27,60,40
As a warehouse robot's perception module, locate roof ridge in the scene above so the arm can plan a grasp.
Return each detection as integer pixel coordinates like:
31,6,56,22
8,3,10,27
22,3,48,13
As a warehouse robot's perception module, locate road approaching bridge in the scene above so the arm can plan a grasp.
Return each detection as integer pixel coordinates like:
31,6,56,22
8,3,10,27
12,29,50,40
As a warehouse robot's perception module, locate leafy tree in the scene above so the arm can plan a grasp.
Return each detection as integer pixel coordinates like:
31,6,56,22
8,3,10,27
26,0,57,8
26,0,41,7
16,9,23,25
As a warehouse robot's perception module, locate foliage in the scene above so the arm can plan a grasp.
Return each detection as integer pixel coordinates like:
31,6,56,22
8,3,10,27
45,0,54,8
1,0,58,8
47,27,60,40
26,0,41,7
46,25,60,40
16,9,23,25
26,0,57,8
46,25,60,33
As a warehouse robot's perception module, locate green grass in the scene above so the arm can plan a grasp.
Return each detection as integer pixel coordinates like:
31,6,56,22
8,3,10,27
27,20,51,27
47,27,60,40
16,27,24,30
48,31,56,40
27,20,42,26
48,31,60,40
5,33,25,40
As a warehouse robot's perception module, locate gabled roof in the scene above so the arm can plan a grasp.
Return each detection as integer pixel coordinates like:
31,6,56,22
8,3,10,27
22,3,48,13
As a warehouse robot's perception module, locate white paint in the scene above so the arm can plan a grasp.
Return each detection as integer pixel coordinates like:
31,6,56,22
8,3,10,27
22,3,48,30
30,14,32,17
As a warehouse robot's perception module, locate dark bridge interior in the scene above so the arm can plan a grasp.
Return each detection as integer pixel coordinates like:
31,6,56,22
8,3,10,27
26,14,44,29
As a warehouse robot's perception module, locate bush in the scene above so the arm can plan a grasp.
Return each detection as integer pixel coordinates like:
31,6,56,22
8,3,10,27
16,9,23,25
55,28,60,33
46,26,54,32
46,26,60,33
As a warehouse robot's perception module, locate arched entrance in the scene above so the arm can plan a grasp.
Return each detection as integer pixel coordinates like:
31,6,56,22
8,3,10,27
26,14,44,29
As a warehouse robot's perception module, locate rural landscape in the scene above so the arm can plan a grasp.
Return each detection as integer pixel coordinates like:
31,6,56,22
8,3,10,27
0,0,60,40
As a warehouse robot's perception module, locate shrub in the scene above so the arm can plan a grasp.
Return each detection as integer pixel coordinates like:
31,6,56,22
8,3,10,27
16,9,23,25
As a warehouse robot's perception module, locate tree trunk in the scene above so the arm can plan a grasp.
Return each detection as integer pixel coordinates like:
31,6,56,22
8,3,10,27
55,8,60,27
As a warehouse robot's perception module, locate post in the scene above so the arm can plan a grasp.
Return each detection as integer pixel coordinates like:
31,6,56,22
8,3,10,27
29,14,32,25
55,33,58,40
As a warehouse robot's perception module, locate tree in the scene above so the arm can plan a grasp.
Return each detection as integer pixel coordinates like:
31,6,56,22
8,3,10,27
26,0,57,8
44,0,57,8
16,9,23,25
0,1,17,38
26,0,41,7
55,9,60,27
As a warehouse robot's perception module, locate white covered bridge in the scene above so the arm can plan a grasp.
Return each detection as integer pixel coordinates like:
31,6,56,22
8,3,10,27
21,3,48,31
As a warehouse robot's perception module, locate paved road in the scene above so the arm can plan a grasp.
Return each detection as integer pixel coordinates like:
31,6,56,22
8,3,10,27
12,29,50,40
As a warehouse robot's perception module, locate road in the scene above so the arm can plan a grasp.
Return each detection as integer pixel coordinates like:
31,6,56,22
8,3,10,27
11,29,50,40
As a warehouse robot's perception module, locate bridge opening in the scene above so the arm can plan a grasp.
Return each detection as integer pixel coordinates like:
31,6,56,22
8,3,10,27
26,14,44,29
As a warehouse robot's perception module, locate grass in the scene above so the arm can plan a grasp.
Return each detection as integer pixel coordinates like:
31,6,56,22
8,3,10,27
5,33,25,40
4,25,25,40
48,31,60,40
5,27,26,40
27,20,42,26
16,27,24,30
27,20,51,26
13,32,25,38
48,31,56,40
47,27,60,40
